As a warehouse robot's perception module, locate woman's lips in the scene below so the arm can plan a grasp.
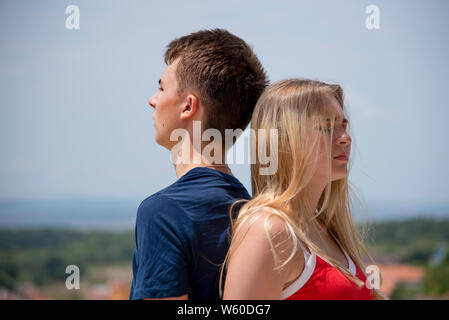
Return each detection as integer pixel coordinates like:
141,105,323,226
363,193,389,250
333,154,348,161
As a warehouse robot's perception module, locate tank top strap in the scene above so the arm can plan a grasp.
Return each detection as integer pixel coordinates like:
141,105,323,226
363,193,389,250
328,232,357,276
296,236,312,257
279,235,317,300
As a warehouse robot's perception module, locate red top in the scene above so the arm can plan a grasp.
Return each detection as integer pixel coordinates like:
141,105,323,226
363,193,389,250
281,237,373,300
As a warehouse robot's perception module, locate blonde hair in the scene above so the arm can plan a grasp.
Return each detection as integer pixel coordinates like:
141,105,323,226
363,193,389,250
220,79,386,299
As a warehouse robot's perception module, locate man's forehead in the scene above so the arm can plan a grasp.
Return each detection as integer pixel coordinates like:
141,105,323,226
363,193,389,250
161,60,179,84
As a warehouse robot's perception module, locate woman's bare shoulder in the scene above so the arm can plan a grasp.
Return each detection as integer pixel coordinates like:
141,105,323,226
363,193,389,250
239,206,291,240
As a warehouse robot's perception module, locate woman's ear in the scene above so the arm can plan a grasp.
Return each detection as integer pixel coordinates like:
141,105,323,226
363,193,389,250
180,94,200,120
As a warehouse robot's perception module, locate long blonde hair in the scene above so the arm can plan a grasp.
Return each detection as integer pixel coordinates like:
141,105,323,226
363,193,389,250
220,79,385,299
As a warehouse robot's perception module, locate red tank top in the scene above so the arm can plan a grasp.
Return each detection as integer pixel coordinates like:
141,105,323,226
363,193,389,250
280,236,373,300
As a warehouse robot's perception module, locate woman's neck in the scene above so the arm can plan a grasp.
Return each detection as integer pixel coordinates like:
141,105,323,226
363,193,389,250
298,179,327,222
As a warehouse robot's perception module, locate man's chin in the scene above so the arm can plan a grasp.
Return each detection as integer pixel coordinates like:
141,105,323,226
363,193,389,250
154,135,170,150
154,137,163,147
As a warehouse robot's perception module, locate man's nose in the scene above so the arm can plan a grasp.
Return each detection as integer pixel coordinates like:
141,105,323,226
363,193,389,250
148,93,157,109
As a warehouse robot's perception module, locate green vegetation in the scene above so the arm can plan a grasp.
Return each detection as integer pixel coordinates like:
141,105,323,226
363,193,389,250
388,249,449,300
422,250,449,296
1,218,448,298
362,218,449,299
363,218,449,265
0,229,134,289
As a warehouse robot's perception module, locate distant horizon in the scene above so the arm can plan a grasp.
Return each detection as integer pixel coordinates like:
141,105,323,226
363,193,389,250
0,196,448,231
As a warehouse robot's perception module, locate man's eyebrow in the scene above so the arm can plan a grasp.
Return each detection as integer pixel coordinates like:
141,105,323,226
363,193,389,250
158,79,162,85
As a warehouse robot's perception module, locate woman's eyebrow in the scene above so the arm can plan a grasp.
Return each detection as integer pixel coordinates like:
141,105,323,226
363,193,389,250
325,117,349,123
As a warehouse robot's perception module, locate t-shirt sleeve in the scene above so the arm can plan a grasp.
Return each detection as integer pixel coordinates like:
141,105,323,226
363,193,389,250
131,194,192,299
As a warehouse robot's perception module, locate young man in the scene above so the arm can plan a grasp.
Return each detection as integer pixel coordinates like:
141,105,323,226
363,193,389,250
129,29,268,300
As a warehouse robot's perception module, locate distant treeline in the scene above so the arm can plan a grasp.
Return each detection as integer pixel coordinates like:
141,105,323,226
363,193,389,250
0,229,134,289
0,218,448,291
362,218,449,265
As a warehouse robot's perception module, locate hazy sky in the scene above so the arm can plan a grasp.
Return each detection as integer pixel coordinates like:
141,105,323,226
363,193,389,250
1,0,448,219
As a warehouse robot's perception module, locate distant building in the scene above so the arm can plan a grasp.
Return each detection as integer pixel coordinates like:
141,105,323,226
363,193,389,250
378,264,424,296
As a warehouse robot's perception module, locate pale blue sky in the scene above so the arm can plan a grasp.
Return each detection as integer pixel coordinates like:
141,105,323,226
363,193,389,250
1,0,448,221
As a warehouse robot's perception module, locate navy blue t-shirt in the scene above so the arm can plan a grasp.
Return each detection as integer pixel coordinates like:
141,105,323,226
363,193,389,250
129,167,251,300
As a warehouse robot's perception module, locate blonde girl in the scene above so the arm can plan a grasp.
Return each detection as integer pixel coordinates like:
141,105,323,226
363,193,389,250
222,79,386,300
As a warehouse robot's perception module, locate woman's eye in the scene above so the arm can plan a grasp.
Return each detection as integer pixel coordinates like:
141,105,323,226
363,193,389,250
317,126,332,134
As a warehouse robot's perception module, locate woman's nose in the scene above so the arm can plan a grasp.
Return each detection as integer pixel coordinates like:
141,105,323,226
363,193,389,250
336,128,351,145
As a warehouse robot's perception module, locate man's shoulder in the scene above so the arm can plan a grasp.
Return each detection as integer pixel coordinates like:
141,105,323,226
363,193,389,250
175,167,250,196
136,168,251,223
139,192,175,207
137,192,189,224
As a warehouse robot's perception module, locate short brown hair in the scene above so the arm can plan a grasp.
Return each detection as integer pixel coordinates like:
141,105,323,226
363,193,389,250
164,29,268,142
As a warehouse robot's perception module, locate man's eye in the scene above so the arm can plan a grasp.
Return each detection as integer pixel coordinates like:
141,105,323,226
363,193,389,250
158,87,163,91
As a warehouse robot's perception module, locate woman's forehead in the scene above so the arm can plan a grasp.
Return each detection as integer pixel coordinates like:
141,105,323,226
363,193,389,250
313,95,346,122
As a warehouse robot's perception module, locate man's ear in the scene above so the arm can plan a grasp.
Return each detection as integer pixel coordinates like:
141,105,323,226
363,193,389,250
180,94,200,120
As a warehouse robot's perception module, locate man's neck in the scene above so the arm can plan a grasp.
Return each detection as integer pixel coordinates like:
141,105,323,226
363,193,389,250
169,140,233,178
174,162,233,179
